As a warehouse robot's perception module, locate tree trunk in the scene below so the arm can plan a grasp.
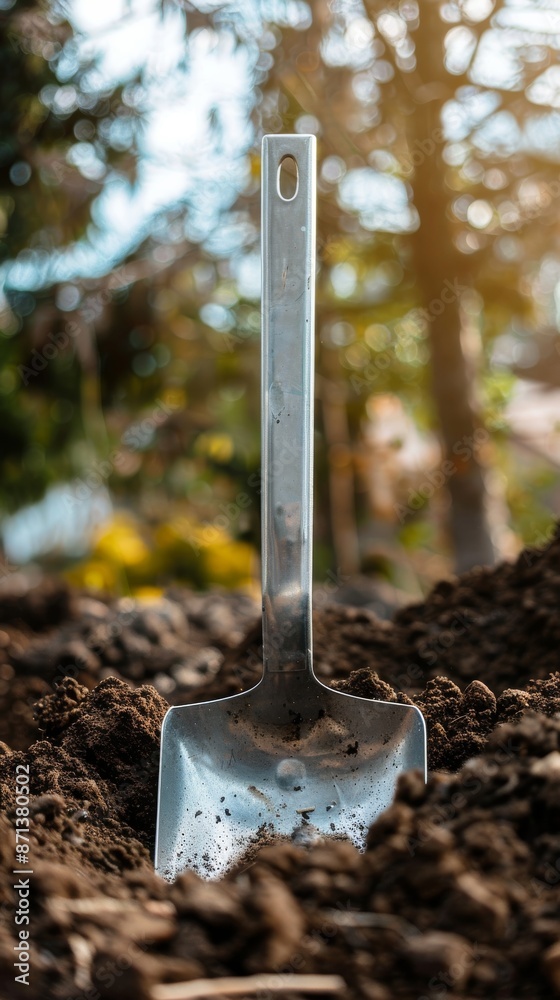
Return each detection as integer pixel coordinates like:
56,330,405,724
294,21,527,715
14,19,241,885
409,4,495,572
319,352,360,577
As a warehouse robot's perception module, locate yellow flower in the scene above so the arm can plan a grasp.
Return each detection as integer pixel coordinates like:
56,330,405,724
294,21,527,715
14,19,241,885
133,586,165,601
194,432,234,464
202,539,256,588
65,560,117,592
93,515,151,568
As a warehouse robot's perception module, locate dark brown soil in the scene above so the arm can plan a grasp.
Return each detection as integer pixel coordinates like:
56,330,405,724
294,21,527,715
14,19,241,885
1,529,560,998
0,583,259,750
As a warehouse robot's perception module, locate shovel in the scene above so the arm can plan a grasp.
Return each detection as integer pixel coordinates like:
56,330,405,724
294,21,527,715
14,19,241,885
155,134,427,881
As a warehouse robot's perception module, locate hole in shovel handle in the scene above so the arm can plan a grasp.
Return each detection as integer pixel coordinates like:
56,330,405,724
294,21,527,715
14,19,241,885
277,154,298,201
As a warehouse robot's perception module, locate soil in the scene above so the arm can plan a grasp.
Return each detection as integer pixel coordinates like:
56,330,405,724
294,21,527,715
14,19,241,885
1,529,560,998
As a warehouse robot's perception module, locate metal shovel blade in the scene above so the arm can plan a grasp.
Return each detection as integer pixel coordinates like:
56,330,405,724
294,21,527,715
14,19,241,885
155,135,427,881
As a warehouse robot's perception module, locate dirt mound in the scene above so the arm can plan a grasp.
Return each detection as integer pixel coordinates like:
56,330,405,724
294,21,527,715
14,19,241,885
0,587,259,750
0,707,559,999
229,524,560,702
7,526,560,754
1,530,560,998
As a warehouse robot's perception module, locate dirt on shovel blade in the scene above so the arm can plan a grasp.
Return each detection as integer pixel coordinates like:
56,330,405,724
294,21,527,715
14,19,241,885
0,530,560,998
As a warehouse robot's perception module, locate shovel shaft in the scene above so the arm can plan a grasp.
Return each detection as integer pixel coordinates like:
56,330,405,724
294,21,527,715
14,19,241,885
261,134,316,675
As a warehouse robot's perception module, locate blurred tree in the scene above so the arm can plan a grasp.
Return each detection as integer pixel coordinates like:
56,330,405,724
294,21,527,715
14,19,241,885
192,0,560,571
0,0,142,506
3,0,560,587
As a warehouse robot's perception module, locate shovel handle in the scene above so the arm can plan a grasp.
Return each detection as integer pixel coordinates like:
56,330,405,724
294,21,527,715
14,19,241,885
261,134,316,675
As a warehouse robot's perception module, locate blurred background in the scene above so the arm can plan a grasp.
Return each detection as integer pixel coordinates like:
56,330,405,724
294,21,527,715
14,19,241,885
1,0,560,603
